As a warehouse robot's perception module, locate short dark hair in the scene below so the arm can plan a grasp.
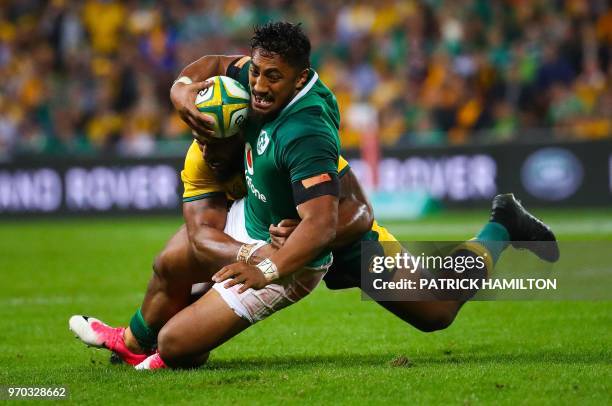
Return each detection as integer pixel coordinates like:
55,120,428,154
251,22,311,71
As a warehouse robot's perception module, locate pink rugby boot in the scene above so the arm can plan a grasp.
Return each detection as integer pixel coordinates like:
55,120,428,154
69,315,149,366
135,352,167,370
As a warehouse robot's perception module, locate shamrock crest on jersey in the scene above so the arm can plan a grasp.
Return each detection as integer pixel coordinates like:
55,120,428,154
257,130,270,155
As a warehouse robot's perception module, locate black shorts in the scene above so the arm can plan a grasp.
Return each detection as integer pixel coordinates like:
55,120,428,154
324,221,401,290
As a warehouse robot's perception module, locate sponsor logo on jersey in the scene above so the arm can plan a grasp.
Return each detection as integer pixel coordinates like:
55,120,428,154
245,175,267,202
245,142,254,175
257,130,270,155
244,142,267,202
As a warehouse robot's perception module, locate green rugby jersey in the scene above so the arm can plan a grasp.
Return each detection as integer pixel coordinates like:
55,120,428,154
232,60,340,267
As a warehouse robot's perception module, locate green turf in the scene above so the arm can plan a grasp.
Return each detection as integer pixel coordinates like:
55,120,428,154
0,210,610,404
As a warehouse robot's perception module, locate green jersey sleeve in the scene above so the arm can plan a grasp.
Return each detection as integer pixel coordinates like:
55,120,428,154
275,108,340,183
226,57,250,89
237,60,250,88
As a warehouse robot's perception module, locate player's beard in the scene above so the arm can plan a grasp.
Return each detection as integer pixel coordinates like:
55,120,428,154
247,99,283,125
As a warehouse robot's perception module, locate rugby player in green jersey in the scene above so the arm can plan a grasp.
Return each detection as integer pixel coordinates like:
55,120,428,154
72,22,350,369
69,22,559,370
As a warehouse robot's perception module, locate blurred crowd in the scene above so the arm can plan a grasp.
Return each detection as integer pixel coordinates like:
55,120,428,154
1,0,612,159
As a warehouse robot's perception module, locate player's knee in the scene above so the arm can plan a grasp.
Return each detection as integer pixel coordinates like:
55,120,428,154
152,249,175,282
158,326,209,369
157,327,174,359
414,311,456,333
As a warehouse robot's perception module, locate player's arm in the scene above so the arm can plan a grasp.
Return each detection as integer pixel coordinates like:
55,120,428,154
181,141,274,268
177,55,246,82
183,198,274,268
213,179,339,292
331,169,374,249
183,197,241,269
213,126,340,291
269,191,338,275
257,133,342,276
170,55,248,137
269,169,373,250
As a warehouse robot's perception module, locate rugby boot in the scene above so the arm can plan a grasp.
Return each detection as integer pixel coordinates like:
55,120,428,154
135,352,167,370
489,193,560,262
69,315,148,366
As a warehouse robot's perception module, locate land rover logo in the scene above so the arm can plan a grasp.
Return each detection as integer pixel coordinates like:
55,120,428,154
521,148,583,201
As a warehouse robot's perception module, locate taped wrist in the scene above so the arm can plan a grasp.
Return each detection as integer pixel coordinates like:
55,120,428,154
256,258,280,283
236,241,267,263
172,76,193,86
291,173,339,206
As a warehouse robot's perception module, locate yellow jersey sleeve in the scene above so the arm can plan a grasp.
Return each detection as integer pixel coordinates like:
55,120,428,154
181,141,226,202
338,155,350,177
181,141,346,202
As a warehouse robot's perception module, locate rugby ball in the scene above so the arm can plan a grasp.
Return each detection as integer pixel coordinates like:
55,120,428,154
195,76,250,138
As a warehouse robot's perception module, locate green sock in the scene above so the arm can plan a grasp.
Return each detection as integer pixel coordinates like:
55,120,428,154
475,222,510,265
129,308,158,351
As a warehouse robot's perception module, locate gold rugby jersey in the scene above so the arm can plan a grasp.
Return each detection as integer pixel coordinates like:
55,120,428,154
181,140,350,202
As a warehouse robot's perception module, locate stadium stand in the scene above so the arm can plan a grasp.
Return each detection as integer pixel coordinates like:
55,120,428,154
0,0,611,159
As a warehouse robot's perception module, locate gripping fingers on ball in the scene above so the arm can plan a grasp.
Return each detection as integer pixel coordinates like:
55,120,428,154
197,80,213,89
188,110,215,131
190,127,216,144
181,113,208,137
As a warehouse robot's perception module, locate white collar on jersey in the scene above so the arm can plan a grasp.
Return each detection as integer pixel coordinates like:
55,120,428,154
280,70,319,115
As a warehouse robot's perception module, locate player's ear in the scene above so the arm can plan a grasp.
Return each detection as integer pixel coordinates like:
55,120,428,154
296,68,309,90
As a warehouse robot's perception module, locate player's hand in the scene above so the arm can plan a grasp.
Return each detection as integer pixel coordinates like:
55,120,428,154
170,80,216,138
213,262,268,292
269,219,300,248
248,243,277,265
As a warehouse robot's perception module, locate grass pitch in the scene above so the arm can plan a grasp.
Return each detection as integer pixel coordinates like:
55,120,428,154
0,209,610,404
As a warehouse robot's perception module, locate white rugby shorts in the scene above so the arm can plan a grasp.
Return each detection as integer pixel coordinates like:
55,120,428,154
207,198,330,324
